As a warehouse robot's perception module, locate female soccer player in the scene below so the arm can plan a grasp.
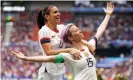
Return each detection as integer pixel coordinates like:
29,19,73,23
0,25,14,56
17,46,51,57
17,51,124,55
12,2,114,80
36,5,81,80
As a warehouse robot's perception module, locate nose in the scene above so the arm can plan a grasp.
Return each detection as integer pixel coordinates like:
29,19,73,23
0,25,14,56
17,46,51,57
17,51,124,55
79,30,82,33
57,12,61,16
78,28,81,31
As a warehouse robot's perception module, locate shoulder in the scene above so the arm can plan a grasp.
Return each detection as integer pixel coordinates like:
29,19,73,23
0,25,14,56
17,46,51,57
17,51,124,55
59,53,72,60
38,25,51,39
38,25,50,35
57,24,65,31
39,25,49,33
88,37,97,46
59,53,70,56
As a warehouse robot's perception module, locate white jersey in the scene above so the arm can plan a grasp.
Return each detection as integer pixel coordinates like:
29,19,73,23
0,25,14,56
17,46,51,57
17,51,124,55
60,39,97,80
38,24,65,75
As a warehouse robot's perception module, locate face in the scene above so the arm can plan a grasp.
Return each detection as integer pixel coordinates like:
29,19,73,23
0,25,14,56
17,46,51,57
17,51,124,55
47,6,61,24
69,25,84,42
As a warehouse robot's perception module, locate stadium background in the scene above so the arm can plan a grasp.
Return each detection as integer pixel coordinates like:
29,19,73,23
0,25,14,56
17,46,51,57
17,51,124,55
1,1,133,80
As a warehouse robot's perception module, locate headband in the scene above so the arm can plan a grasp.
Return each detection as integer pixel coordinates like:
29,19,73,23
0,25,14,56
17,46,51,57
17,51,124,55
42,6,53,16
46,6,53,14
60,23,74,43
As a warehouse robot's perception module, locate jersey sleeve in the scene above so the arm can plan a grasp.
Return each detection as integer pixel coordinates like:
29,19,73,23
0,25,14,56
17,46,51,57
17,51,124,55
59,53,74,76
88,37,98,50
54,53,72,63
54,54,64,63
38,28,51,44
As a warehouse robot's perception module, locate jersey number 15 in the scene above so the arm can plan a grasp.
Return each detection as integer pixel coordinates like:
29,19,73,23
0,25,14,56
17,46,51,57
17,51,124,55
86,58,93,67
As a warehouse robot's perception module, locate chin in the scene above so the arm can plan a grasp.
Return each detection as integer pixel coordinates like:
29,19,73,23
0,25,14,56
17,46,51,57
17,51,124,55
56,20,60,23
82,36,84,39
81,34,84,39
57,22,60,24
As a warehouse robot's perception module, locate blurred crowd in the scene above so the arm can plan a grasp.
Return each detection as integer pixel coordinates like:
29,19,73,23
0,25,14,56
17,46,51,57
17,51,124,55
97,55,133,80
74,1,133,8
74,14,133,48
1,2,133,79
1,11,42,79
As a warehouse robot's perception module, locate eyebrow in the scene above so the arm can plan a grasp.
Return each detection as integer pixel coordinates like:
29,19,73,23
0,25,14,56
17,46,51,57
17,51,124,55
53,10,59,13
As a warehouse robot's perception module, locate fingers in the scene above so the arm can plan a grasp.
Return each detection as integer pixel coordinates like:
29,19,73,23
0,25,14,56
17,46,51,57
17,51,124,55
73,55,79,60
11,51,21,56
74,53,80,59
73,52,82,60
112,2,114,9
107,2,114,8
110,2,114,8
109,2,112,8
76,53,82,58
107,2,110,8
11,51,17,55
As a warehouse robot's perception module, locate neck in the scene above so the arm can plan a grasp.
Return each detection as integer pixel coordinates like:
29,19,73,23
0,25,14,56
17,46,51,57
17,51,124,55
46,22,57,31
72,41,84,50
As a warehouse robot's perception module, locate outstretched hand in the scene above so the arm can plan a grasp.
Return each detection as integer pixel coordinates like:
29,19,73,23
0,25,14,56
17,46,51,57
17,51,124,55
104,2,114,15
11,51,26,60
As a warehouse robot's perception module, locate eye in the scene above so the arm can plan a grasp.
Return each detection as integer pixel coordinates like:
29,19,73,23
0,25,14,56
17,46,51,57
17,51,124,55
75,28,79,32
54,11,57,13
54,10,60,14
74,29,78,32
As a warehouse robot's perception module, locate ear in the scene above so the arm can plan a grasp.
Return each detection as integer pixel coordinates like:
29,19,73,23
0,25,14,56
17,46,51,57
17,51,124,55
45,15,50,20
68,36,73,41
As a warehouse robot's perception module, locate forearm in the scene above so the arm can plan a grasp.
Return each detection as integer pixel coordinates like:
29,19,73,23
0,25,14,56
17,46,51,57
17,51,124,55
95,14,111,40
23,56,55,62
45,48,70,55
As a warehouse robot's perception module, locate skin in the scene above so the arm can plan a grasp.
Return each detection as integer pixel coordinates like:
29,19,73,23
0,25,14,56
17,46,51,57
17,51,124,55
11,2,114,63
69,25,84,43
41,6,82,59
45,6,61,30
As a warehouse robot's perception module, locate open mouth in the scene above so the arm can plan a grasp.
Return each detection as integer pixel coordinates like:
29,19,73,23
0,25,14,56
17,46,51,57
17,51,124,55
56,18,60,20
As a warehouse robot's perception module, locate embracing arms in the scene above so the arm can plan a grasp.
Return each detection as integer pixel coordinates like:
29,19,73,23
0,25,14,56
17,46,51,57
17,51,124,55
42,43,81,59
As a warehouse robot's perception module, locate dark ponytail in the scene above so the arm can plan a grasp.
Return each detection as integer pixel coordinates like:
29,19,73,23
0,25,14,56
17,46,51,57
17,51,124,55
37,10,44,29
37,5,54,29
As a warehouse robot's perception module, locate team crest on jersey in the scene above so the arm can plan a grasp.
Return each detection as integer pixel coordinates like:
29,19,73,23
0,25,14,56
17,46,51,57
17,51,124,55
84,52,89,57
52,35,56,38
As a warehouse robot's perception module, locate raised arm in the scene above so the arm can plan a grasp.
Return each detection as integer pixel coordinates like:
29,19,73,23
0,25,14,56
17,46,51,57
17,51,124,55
82,2,114,54
95,2,114,40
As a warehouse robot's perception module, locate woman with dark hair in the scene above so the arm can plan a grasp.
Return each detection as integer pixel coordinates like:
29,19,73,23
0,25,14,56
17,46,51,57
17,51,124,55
12,2,114,80
32,5,81,80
